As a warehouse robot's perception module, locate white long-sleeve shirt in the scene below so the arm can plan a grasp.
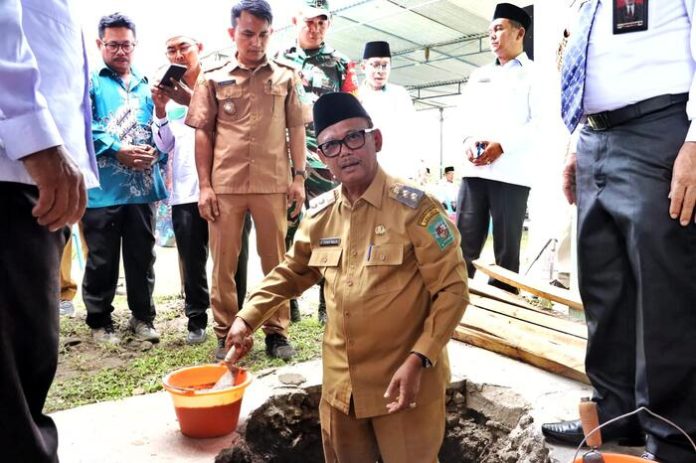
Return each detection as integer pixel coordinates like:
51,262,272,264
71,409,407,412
152,102,199,206
0,0,98,187
583,0,696,140
457,52,547,188
360,82,419,181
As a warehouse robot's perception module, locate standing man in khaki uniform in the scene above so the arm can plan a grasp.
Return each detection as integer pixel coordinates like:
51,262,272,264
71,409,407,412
279,0,360,324
227,92,469,462
186,0,307,361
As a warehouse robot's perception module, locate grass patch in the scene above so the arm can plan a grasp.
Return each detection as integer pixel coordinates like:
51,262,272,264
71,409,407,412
47,295,323,413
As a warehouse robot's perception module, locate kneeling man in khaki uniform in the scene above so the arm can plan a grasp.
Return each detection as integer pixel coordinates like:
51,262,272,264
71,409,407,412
227,92,469,463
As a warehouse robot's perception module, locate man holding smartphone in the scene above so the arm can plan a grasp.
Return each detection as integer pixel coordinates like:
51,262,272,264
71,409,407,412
186,0,307,360
455,3,546,293
151,34,212,345
82,12,167,345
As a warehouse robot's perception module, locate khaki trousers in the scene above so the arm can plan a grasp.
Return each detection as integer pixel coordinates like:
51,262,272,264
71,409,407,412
319,396,445,463
60,224,86,301
210,193,289,339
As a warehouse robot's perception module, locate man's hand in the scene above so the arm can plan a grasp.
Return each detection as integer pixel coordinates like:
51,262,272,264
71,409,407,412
287,177,306,218
198,185,220,222
151,84,171,118
115,145,156,170
225,317,254,363
464,138,477,162
21,145,86,231
471,141,503,166
669,142,696,226
562,152,577,205
384,353,423,413
160,78,193,106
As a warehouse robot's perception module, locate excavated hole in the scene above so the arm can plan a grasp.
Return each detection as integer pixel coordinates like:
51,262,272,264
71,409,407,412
215,382,550,463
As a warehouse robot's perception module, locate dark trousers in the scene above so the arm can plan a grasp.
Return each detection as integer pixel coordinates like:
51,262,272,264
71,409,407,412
0,183,64,463
455,177,530,292
235,212,251,311
576,102,696,463
81,203,157,328
172,202,209,331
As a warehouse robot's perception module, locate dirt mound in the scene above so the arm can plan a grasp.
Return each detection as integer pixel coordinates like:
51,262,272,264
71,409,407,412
216,381,549,463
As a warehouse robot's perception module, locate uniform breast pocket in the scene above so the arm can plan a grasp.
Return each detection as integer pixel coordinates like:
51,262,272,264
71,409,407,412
308,248,343,295
364,243,404,295
215,85,244,121
265,84,288,119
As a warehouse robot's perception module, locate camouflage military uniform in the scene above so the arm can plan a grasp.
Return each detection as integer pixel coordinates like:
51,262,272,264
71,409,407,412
278,42,359,236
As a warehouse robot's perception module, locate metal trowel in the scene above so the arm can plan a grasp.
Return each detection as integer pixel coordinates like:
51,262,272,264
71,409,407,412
211,346,240,390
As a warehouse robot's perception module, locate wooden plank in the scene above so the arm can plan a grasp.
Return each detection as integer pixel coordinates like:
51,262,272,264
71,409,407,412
469,279,585,329
453,327,589,384
468,278,537,310
463,304,586,351
469,294,587,340
455,305,588,384
473,261,584,311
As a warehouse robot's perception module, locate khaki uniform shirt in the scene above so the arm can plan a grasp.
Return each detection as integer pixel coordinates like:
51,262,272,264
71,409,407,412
186,57,305,194
239,167,469,418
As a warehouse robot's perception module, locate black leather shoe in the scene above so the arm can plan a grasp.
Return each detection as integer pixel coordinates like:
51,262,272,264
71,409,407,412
640,452,659,461
541,419,645,447
265,333,295,360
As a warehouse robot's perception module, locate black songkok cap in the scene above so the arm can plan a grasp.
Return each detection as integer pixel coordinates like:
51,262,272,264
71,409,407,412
493,3,531,30
313,92,372,138
363,41,391,59
444,166,454,173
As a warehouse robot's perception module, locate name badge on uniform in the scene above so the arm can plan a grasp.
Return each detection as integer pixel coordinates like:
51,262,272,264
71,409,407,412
613,0,648,34
319,237,341,247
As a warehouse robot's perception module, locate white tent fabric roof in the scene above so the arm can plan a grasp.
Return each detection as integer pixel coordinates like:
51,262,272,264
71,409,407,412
207,0,510,110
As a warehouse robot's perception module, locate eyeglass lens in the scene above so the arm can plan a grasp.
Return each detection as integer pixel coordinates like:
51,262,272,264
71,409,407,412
105,42,134,52
320,130,368,157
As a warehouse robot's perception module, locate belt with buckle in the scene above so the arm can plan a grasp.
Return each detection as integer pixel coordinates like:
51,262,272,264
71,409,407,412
586,93,688,131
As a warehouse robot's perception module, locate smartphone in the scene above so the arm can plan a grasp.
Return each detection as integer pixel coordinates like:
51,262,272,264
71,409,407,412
158,64,187,87
475,142,488,159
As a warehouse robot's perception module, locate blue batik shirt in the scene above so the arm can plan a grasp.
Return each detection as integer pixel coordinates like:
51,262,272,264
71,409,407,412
87,64,168,208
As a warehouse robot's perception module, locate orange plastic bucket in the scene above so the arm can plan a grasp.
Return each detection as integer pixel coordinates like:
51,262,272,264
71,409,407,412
574,453,651,462
162,364,252,438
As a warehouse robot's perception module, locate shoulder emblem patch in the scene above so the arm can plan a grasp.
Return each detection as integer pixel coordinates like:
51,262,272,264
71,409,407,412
426,213,455,250
389,184,425,209
418,206,440,227
308,189,338,216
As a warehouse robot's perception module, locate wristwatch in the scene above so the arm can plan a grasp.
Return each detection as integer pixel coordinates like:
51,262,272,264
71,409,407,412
294,169,307,179
412,352,432,368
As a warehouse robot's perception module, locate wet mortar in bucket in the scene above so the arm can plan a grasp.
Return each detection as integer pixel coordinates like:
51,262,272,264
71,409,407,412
163,364,253,438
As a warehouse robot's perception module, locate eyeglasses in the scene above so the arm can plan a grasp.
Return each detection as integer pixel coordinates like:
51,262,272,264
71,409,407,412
166,43,194,58
367,62,390,71
104,41,136,53
318,128,376,158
